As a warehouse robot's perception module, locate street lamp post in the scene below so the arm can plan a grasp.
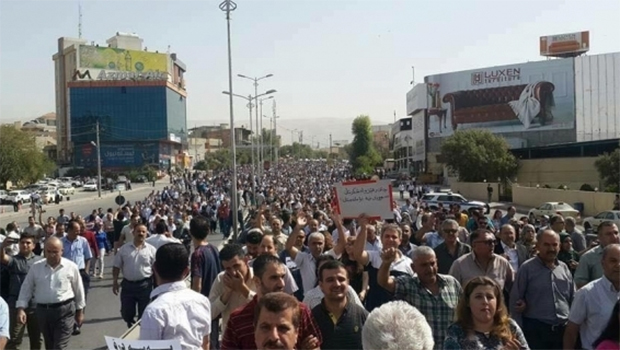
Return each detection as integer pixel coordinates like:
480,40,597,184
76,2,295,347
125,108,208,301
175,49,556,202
219,0,239,239
259,96,274,170
238,73,273,177
222,89,276,203
91,120,102,198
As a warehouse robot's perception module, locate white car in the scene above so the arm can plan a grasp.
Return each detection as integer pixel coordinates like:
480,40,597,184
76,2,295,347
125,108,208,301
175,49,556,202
58,184,75,195
83,182,98,191
528,202,580,222
420,192,489,214
6,190,31,204
582,211,620,232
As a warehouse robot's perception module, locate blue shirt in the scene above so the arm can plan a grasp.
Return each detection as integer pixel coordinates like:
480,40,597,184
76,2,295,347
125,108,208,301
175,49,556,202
0,297,9,339
95,230,109,250
61,236,93,269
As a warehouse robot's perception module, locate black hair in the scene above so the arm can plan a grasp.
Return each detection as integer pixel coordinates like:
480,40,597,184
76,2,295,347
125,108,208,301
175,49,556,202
252,254,283,280
154,243,189,281
593,300,620,348
189,215,210,240
155,221,168,235
470,228,494,243
20,232,37,242
318,259,346,282
246,230,264,245
5,223,16,232
220,243,245,262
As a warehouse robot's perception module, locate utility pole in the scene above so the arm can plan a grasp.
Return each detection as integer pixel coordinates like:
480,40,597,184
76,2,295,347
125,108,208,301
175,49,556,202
95,120,102,198
329,133,333,156
193,123,199,166
272,100,279,168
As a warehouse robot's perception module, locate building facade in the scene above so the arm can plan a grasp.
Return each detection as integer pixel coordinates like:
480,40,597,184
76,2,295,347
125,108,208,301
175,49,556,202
53,32,187,169
405,51,620,178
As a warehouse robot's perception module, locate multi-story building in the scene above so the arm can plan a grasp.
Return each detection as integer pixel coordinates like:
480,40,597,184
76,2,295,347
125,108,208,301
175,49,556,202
191,124,252,148
53,32,187,169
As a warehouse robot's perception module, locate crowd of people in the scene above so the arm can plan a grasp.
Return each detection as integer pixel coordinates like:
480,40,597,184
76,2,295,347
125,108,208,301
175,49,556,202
0,160,619,350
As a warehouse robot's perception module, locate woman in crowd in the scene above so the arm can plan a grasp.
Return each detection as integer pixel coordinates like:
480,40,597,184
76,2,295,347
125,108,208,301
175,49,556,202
519,224,537,257
593,300,620,350
444,276,529,350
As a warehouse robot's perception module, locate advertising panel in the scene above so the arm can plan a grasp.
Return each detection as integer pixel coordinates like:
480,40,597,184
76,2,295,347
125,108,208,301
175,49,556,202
540,31,589,57
425,58,575,141
575,52,620,142
79,45,168,72
406,83,428,115
77,142,159,168
75,45,169,82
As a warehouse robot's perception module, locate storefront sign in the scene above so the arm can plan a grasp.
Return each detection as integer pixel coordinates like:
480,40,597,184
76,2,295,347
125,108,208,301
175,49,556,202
72,69,167,81
96,70,167,81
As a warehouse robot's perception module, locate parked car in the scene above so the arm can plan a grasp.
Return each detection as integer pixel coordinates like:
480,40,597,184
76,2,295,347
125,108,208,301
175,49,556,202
528,202,580,222
582,210,620,232
420,192,489,215
83,181,98,192
135,175,148,183
39,189,62,204
0,190,8,204
6,190,31,204
58,184,75,196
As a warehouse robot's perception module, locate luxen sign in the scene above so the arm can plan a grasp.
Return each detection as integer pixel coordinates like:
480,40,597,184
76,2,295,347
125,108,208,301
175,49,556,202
471,68,521,85
72,69,167,82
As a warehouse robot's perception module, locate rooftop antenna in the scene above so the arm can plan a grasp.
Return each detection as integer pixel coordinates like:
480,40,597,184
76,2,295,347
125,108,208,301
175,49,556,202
409,66,415,85
167,45,171,54
78,1,83,39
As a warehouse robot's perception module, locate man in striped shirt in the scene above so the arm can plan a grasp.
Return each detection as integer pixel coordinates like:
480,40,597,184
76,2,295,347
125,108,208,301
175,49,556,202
221,254,322,350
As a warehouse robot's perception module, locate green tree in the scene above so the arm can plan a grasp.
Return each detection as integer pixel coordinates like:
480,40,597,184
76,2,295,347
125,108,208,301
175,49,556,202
440,129,519,182
0,125,56,186
594,148,620,192
350,115,381,176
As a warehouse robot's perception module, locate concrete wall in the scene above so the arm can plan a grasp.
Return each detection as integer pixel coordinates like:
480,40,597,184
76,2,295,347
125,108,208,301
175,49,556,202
516,157,602,189
450,182,500,202
512,185,616,216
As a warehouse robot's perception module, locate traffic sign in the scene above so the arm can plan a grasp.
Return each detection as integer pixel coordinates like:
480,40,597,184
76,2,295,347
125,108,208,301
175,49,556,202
115,195,126,206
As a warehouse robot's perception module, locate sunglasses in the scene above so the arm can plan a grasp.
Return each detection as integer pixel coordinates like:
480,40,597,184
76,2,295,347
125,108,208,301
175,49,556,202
474,240,495,246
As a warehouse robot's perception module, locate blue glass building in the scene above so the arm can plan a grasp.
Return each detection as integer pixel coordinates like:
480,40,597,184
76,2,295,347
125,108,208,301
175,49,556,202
68,80,187,169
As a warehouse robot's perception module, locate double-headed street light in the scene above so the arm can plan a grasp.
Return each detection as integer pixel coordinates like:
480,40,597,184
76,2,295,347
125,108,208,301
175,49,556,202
222,89,276,202
219,0,239,239
238,73,274,178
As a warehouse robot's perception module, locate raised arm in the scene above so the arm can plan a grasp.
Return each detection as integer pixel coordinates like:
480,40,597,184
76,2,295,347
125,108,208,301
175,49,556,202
286,216,307,260
351,214,370,266
331,211,346,256
377,247,397,293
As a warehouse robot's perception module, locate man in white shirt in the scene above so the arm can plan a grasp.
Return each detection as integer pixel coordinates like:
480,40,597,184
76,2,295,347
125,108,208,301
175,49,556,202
563,244,620,350
16,237,85,350
113,224,156,328
0,297,8,349
146,221,181,250
209,244,257,333
140,243,212,350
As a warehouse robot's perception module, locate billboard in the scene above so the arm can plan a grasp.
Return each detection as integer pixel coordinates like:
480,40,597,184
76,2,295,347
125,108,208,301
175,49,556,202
79,45,168,73
540,31,589,57
575,52,620,142
76,142,159,168
425,58,575,141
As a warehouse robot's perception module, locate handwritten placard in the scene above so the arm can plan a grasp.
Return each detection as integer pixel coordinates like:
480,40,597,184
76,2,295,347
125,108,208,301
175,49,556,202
333,180,394,219
105,336,181,350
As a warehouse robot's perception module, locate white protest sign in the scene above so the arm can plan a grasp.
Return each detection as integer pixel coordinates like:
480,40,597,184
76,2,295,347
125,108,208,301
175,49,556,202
333,180,394,219
105,336,181,350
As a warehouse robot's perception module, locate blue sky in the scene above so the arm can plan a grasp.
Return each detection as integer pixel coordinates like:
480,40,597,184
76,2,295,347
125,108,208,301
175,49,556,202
1,0,619,146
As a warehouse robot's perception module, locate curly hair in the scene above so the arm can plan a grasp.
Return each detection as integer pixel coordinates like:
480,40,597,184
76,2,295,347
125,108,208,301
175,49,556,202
455,276,512,344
